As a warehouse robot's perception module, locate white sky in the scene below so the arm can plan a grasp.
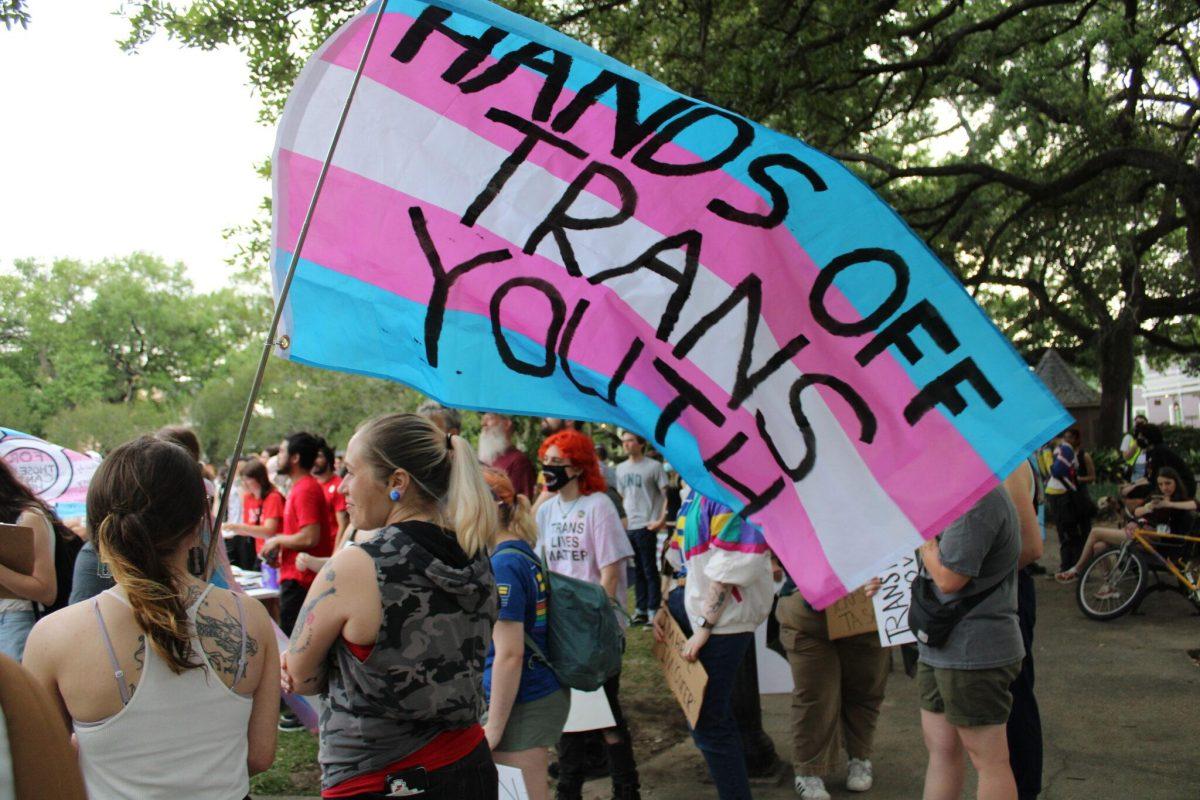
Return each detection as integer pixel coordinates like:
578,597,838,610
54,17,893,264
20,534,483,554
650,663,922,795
0,1,274,293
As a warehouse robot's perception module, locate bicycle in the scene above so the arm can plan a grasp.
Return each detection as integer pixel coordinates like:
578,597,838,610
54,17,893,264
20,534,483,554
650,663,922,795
1076,527,1200,621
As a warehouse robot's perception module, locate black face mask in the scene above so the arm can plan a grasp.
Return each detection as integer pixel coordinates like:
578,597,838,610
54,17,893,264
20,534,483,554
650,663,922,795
542,464,576,492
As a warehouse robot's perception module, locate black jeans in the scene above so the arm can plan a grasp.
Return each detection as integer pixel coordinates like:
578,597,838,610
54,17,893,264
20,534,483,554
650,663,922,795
343,739,498,799
279,579,308,636
1007,568,1042,799
557,673,639,798
627,528,661,614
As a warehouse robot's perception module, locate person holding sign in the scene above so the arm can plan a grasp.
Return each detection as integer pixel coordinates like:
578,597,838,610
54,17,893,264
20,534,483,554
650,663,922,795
534,429,639,800
482,468,569,800
654,493,774,800
775,574,888,798
0,460,60,660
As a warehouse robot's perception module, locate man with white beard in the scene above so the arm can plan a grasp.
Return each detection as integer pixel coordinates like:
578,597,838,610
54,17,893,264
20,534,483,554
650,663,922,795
480,412,536,499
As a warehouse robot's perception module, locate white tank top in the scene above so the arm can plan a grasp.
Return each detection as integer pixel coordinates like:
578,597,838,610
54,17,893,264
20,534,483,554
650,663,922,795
73,587,254,800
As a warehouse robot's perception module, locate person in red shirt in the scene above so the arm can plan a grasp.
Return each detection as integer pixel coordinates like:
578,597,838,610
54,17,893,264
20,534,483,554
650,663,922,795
224,458,285,557
478,413,536,500
261,432,334,638
313,441,349,541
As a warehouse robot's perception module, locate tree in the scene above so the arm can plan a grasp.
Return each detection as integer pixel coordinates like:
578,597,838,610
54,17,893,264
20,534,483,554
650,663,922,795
1,0,28,30
120,0,1199,447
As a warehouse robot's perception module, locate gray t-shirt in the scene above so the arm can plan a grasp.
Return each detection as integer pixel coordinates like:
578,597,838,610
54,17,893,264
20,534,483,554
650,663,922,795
918,486,1024,670
615,457,667,530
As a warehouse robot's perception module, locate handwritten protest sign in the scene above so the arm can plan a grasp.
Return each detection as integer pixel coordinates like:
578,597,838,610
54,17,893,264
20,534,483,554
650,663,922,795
652,615,707,728
826,587,878,640
872,552,919,647
270,0,1071,607
562,688,616,733
0,428,99,519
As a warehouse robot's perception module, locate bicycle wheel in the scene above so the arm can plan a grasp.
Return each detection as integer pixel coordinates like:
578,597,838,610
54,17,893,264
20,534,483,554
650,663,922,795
1077,548,1147,621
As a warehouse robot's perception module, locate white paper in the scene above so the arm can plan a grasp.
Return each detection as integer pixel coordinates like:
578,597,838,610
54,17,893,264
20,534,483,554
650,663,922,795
755,620,793,693
562,688,617,733
872,553,919,647
497,764,531,800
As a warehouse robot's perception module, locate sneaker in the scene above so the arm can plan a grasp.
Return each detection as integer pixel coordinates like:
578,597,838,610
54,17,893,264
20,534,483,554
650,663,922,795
278,711,305,732
794,775,831,800
846,758,873,792
630,612,649,626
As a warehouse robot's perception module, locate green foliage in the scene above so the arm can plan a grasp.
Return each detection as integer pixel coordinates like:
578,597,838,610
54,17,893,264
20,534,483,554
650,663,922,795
1,0,28,30
1161,425,1200,463
42,400,182,455
250,729,320,795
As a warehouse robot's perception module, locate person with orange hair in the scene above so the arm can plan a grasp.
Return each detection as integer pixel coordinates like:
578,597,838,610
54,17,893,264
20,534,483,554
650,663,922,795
534,429,640,800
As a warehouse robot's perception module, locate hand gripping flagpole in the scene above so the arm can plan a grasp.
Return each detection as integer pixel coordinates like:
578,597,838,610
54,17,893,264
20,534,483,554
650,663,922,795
214,0,390,531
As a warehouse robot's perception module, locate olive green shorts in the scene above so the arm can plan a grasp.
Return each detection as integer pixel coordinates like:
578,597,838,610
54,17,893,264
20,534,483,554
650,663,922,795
496,688,571,752
917,660,1022,727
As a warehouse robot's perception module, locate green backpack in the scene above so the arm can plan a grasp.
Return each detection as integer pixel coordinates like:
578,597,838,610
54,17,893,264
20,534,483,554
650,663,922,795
513,549,625,692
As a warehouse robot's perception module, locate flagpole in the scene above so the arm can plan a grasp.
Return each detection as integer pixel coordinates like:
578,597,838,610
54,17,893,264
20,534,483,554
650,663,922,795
213,0,390,531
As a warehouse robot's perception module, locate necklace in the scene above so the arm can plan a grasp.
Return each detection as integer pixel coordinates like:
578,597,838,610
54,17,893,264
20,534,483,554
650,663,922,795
556,494,583,522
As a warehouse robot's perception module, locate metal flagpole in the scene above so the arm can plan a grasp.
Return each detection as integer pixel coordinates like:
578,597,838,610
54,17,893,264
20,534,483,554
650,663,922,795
213,0,391,532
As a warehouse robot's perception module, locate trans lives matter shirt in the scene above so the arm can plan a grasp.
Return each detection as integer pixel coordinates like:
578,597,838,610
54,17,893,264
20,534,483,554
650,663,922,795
536,492,633,621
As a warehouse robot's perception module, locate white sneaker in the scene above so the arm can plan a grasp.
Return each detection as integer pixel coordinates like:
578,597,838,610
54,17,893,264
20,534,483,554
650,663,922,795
846,758,874,792
794,775,831,800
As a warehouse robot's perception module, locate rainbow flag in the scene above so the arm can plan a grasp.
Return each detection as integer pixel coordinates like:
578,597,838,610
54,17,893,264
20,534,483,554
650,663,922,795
270,0,1070,607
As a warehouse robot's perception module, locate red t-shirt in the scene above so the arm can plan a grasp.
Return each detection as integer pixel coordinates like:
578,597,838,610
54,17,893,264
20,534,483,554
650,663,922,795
493,447,536,499
242,489,285,554
281,475,334,587
318,474,347,533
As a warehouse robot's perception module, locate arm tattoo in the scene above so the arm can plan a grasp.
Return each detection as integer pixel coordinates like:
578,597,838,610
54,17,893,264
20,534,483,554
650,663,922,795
702,582,729,620
289,585,336,655
194,601,260,682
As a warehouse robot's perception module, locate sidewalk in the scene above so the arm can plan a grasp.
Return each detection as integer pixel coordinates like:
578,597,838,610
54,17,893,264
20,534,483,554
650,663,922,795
586,572,1199,799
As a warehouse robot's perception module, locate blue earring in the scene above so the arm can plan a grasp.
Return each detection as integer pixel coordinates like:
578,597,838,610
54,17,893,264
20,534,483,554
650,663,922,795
389,489,401,501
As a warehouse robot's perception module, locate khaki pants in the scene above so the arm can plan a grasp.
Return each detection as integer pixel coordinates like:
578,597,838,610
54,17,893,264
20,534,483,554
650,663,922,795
776,592,889,777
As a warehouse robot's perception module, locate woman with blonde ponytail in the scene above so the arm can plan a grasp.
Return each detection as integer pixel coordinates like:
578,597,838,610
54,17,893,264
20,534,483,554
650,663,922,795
22,436,280,800
481,468,569,800
282,412,500,798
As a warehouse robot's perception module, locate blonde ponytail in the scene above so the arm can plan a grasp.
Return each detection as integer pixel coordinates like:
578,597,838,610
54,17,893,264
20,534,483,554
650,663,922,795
445,434,498,558
508,495,539,547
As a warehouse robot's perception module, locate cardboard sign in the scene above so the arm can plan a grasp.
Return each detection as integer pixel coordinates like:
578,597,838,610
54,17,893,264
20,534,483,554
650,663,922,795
825,587,877,640
561,688,616,733
652,615,708,728
872,552,919,646
497,764,531,800
0,524,35,600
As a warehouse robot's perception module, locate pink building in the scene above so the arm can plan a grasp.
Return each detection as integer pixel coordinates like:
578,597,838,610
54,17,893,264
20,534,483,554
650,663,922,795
1133,361,1200,428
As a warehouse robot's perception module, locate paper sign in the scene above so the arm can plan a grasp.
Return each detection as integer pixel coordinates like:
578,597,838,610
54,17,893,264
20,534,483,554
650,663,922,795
652,615,708,728
562,688,616,733
872,552,919,646
497,764,531,800
755,619,793,694
825,587,877,640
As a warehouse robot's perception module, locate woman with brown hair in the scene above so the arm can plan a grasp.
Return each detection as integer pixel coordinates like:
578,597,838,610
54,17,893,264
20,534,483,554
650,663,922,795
223,458,286,558
22,436,280,799
282,413,499,799
0,459,60,660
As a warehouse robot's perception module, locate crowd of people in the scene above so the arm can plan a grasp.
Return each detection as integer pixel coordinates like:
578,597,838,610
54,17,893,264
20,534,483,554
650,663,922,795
0,406,1196,800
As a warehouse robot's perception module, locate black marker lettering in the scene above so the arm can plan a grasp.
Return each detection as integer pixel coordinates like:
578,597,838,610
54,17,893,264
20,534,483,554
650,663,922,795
810,248,910,337
651,357,726,445
411,206,512,368
525,161,637,276
855,300,959,366
462,109,587,227
551,70,695,158
391,6,508,85
703,432,785,516
588,229,701,341
632,107,754,177
490,277,566,377
672,274,810,409
904,358,1002,425
707,153,827,229
557,299,645,405
457,43,573,122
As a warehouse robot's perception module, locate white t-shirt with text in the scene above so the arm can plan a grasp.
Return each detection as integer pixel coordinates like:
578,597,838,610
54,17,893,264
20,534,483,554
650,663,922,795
536,492,633,622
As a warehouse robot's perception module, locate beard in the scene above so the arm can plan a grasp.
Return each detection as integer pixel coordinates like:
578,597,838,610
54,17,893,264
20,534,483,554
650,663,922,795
477,428,510,465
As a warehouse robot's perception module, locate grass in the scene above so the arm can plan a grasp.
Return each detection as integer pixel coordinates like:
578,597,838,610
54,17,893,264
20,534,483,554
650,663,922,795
252,589,688,796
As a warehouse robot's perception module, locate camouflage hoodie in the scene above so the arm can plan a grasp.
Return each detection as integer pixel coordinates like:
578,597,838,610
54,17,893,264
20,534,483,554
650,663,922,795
318,520,497,789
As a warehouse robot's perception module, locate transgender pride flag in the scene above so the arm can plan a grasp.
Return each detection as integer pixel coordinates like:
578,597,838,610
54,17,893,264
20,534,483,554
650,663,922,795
270,0,1070,607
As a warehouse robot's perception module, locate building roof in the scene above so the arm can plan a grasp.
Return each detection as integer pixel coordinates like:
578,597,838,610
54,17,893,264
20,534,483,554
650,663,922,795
1035,349,1101,408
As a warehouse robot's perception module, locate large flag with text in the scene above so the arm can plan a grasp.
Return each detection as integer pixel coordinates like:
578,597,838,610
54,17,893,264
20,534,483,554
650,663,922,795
270,0,1071,607
0,428,100,519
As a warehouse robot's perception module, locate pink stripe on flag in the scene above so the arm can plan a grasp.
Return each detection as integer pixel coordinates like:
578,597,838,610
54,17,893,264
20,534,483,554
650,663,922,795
278,148,848,604
319,14,998,531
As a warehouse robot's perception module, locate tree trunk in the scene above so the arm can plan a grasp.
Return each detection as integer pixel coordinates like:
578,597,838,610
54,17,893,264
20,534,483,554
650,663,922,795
1095,315,1136,449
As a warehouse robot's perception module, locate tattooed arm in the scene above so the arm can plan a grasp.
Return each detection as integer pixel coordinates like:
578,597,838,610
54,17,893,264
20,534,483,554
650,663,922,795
284,547,373,694
681,579,731,662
